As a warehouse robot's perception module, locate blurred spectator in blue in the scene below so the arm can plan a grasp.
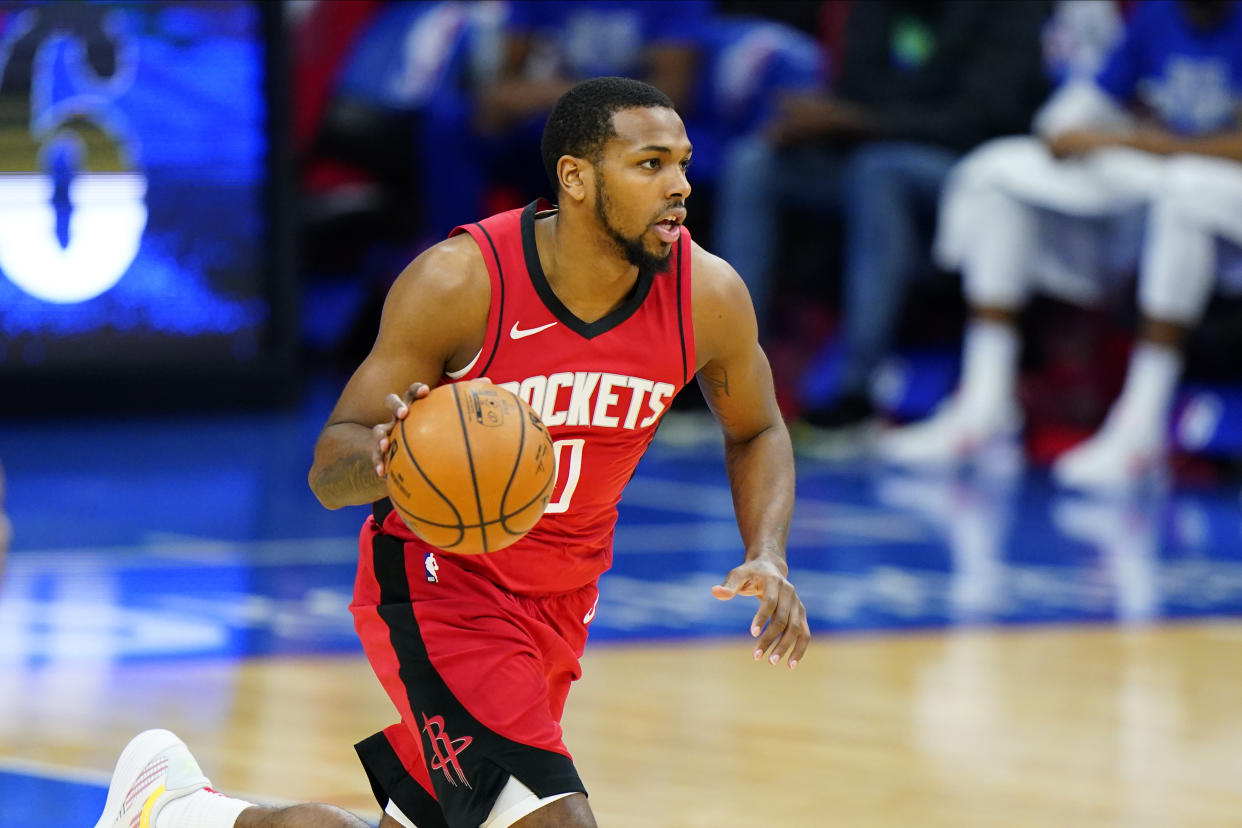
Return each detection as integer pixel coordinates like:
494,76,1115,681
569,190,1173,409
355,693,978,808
471,1,711,217
293,2,509,359
688,10,827,197
293,1,825,359
475,2,825,210
877,0,1242,493
309,1,508,244
715,1,1049,431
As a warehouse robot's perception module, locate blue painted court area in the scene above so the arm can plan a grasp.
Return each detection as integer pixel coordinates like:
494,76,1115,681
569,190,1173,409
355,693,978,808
2,378,1241,825
0,766,110,826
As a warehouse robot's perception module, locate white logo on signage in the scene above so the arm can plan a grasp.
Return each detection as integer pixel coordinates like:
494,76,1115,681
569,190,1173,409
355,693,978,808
0,16,147,304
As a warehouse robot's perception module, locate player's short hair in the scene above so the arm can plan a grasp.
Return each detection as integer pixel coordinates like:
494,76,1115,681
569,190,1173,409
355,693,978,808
541,76,675,193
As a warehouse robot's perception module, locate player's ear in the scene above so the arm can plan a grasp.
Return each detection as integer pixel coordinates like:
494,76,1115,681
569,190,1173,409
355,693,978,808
558,155,592,204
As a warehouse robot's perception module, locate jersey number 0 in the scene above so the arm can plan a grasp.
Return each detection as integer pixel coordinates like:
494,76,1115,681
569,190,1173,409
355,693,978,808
545,439,584,514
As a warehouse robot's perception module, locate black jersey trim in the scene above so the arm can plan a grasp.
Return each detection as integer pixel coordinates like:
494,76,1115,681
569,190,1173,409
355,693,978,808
373,531,411,604
473,220,506,378
520,201,655,340
675,234,689,386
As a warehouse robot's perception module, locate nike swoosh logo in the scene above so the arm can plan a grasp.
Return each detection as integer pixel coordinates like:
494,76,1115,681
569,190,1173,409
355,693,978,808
510,321,557,340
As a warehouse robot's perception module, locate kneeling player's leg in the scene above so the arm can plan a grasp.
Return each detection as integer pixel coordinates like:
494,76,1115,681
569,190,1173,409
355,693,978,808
482,776,592,828
94,728,372,828
377,776,595,828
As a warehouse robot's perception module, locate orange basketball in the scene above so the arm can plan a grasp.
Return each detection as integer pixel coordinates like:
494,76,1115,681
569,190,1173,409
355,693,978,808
383,379,556,555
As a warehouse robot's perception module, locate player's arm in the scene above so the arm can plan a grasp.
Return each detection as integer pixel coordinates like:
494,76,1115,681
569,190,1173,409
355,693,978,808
691,242,810,668
1049,123,1242,162
308,236,490,509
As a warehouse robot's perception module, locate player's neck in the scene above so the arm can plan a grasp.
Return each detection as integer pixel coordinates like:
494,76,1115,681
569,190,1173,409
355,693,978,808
536,211,640,323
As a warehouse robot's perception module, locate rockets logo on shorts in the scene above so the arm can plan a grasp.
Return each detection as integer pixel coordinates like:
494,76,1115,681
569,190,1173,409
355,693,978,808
425,552,439,583
421,713,472,787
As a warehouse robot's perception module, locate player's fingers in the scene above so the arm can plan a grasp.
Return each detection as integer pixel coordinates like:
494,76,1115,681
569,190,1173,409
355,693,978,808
766,602,806,667
788,616,812,669
372,422,391,475
749,577,783,647
713,568,752,601
403,383,429,406
753,590,793,662
384,392,408,419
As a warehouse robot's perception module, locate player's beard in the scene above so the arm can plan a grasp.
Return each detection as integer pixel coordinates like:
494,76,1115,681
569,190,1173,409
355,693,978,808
595,174,671,278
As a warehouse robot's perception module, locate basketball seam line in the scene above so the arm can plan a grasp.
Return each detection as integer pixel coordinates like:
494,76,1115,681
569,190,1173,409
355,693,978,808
452,383,490,554
387,504,536,531
399,416,466,546
390,475,553,531
498,395,527,533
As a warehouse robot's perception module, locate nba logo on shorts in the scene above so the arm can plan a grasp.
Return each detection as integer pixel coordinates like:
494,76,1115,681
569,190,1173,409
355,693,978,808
425,552,439,583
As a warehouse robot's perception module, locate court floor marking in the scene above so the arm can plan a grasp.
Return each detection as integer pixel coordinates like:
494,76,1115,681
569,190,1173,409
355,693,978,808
0,754,300,810
4,490,932,566
0,755,110,787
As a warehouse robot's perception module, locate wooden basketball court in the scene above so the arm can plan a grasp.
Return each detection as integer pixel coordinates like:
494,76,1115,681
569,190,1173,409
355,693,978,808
5,624,1242,825
2,399,1242,826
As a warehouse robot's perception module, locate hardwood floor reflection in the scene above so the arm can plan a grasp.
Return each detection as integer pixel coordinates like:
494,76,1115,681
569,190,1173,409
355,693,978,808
6,622,1242,827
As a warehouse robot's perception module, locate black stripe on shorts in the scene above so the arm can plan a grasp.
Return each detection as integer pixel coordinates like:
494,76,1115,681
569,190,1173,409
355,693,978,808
362,531,586,828
355,732,450,828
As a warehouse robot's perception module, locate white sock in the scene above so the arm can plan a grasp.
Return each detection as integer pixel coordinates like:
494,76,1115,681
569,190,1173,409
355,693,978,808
1107,341,1182,443
958,318,1020,423
156,788,255,828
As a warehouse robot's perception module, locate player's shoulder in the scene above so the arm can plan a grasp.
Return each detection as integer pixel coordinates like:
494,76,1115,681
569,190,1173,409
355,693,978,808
389,232,490,310
375,232,491,369
689,238,752,315
688,239,758,365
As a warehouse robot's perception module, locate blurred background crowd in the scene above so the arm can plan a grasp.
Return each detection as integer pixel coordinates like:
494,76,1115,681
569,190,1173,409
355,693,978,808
1,0,1240,494
5,5,1242,822
290,0,1242,492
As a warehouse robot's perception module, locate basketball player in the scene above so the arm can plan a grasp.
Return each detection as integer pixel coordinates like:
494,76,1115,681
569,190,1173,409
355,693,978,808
95,77,810,828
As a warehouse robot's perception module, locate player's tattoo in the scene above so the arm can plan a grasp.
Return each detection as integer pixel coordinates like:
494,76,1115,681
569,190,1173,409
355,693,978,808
703,366,730,398
314,451,385,503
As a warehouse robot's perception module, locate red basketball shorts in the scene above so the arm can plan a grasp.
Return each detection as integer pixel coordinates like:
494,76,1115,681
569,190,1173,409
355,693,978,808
350,516,598,828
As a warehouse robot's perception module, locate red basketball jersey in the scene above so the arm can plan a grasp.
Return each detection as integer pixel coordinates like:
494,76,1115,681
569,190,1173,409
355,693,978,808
373,201,696,595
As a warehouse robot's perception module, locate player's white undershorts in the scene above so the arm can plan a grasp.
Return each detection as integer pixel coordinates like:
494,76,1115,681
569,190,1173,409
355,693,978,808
385,775,575,828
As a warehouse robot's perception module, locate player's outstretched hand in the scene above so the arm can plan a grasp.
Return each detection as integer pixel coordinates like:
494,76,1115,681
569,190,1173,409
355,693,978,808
712,558,810,669
373,382,430,477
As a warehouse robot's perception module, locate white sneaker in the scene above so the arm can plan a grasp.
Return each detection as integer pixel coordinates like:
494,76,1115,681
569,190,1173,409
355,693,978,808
1051,428,1167,493
874,397,1021,468
94,729,211,828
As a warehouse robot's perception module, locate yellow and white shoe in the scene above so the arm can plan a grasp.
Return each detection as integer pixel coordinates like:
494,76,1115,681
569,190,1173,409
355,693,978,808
93,729,211,828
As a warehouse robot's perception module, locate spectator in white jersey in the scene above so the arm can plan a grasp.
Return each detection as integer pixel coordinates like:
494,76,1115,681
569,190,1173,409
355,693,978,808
876,0,1242,491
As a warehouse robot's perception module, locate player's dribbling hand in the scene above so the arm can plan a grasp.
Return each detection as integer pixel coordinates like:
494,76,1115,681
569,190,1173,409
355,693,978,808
373,382,430,477
713,557,810,669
